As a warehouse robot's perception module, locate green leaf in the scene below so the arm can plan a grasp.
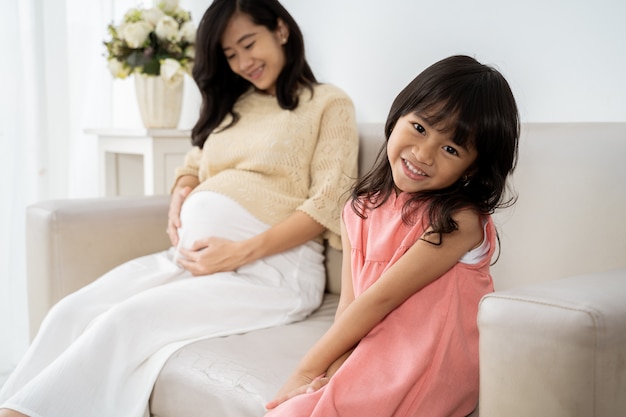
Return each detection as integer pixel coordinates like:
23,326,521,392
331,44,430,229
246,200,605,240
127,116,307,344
126,50,147,68
143,59,160,76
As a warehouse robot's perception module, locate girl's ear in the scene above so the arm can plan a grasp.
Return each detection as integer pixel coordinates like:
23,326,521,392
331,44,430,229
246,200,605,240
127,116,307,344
276,18,289,44
461,167,477,186
464,164,478,177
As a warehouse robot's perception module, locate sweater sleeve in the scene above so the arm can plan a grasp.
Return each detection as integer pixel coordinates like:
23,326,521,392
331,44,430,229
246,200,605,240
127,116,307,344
297,91,359,250
172,146,202,190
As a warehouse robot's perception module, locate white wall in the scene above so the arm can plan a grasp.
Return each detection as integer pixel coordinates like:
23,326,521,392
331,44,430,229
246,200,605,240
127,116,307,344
144,0,626,128
110,0,626,130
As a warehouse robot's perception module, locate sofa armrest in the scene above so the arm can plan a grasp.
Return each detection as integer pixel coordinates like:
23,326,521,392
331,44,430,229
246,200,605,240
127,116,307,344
26,195,171,339
477,268,626,417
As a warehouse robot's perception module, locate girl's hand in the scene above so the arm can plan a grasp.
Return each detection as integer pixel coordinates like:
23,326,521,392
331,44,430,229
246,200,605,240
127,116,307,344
265,374,329,410
167,185,192,247
177,237,248,276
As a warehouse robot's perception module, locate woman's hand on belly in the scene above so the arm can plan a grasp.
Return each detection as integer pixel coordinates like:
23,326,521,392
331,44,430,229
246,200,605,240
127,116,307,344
177,237,250,276
167,175,198,246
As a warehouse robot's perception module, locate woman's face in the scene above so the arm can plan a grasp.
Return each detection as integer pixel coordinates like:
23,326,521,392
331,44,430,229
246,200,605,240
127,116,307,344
221,12,289,96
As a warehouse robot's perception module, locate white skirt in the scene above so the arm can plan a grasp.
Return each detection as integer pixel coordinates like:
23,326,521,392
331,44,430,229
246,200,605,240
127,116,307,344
0,192,326,417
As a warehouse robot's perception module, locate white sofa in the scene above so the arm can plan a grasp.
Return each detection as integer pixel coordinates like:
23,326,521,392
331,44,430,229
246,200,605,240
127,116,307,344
25,123,626,416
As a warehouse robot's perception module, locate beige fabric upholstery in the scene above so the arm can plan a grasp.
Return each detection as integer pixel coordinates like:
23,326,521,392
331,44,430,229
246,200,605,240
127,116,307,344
489,123,626,291
478,268,626,417
24,123,626,416
25,195,171,337
324,123,383,294
150,294,338,417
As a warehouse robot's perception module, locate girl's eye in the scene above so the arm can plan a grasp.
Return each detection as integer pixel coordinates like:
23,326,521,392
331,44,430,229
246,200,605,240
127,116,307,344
244,42,255,50
443,145,459,156
225,54,235,60
412,123,426,135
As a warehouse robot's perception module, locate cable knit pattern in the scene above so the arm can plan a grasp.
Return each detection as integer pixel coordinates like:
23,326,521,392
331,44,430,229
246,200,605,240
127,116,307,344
174,84,359,249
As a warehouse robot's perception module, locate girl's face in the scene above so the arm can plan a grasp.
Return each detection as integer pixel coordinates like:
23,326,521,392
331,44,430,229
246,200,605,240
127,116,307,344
387,112,478,194
221,12,288,96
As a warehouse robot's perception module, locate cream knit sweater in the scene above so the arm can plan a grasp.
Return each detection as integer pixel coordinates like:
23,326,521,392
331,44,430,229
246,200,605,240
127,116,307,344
174,84,359,250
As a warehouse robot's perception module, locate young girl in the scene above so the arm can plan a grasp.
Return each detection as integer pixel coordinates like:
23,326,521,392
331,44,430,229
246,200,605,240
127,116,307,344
265,55,520,417
0,0,358,416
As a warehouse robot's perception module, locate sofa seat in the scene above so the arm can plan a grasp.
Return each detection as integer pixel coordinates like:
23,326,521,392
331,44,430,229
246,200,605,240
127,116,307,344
150,294,338,417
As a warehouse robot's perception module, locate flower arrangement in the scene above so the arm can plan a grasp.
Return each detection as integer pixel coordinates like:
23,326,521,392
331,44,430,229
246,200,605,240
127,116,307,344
104,0,196,84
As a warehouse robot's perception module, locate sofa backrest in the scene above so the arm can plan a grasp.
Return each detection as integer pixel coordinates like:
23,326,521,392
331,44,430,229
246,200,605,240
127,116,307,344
325,123,385,294
325,122,626,295
490,122,626,290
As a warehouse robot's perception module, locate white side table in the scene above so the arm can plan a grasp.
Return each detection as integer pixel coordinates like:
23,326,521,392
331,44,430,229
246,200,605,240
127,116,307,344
86,128,192,196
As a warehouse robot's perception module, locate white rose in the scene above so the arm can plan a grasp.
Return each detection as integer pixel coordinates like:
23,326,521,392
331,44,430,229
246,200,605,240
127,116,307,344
179,21,196,43
123,8,142,23
155,16,180,42
184,45,195,60
182,61,193,76
107,58,131,79
142,7,164,27
158,0,179,14
122,21,152,48
160,58,184,86
172,8,191,23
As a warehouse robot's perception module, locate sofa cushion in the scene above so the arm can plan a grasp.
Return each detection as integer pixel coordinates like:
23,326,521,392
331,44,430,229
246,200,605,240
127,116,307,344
150,294,339,417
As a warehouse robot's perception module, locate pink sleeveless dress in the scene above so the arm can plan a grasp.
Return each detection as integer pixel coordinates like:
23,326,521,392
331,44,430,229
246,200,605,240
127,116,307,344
268,193,495,417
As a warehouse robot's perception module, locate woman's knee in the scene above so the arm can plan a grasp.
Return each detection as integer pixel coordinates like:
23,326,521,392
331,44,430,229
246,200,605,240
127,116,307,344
37,287,112,343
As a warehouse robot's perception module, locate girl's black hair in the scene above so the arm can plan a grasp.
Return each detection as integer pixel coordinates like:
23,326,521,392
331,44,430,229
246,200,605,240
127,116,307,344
191,0,317,148
352,55,520,237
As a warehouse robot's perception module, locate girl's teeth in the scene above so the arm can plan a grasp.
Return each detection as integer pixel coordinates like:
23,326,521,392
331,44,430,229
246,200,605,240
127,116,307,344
404,160,426,176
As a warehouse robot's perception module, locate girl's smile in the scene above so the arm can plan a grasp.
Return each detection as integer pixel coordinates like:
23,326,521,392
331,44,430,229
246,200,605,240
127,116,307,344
387,113,477,193
402,158,429,180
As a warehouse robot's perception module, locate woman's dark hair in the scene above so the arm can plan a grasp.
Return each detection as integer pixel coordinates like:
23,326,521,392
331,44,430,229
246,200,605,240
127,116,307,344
191,0,317,148
352,55,520,238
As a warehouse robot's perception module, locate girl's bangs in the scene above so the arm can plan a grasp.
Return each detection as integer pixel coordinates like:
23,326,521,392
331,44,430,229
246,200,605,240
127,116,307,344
414,98,475,148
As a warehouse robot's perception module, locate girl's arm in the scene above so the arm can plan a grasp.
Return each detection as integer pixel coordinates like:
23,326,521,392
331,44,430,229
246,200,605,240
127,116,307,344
266,209,483,408
321,218,358,374
319,217,358,376
177,210,326,276
334,218,356,320
265,218,355,409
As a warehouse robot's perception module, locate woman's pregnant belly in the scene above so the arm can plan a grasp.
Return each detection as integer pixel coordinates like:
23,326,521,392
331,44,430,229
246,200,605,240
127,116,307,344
173,191,270,262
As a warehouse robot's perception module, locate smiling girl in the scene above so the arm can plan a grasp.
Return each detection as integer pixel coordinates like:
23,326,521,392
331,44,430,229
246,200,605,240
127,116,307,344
266,55,520,417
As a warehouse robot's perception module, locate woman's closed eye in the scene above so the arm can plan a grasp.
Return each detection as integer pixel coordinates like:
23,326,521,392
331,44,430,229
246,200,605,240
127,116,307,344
223,48,236,60
223,41,255,60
